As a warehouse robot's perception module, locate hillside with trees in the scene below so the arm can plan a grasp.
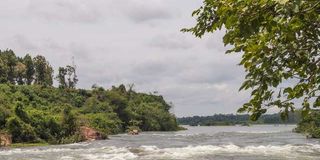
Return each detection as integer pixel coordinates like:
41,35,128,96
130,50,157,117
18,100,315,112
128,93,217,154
178,113,300,126
0,50,179,145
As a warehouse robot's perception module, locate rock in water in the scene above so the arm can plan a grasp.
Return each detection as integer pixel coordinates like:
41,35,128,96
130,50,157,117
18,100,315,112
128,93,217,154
0,132,12,147
128,129,139,135
80,126,105,141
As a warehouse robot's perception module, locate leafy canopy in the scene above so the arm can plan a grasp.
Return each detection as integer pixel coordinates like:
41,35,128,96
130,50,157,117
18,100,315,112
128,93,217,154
182,0,320,120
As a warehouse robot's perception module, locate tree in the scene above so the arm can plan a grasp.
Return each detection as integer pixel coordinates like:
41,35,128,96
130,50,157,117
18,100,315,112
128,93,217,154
0,50,17,84
61,106,77,136
33,55,53,86
0,57,8,83
127,83,135,100
56,65,78,89
56,67,67,88
15,61,26,85
15,102,30,123
107,87,129,125
183,0,320,120
0,106,10,128
66,65,78,89
6,117,37,143
45,63,54,86
23,54,35,85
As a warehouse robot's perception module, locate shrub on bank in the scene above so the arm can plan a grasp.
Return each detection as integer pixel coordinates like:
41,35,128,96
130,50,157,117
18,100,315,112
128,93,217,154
295,111,320,138
0,84,179,144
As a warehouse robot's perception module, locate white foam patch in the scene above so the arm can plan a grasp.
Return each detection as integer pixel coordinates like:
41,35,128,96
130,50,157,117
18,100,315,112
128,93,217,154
1,144,319,159
235,131,284,134
174,133,202,137
136,144,320,159
60,156,75,160
0,148,75,156
80,146,137,160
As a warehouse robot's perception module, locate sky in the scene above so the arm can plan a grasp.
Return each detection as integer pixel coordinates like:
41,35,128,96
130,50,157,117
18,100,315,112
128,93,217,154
0,0,251,117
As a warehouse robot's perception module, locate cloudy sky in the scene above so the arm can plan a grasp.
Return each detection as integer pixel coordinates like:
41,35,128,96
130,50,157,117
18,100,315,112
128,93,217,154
0,0,251,117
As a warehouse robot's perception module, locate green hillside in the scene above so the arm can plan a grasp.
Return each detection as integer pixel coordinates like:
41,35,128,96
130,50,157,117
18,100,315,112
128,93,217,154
0,50,178,144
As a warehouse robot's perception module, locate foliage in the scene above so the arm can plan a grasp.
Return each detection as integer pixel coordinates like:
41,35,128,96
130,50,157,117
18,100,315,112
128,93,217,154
183,0,320,121
61,106,78,136
295,110,320,138
6,117,37,143
56,65,78,89
178,113,300,126
33,55,53,86
85,113,122,134
0,51,179,144
0,50,53,86
23,54,35,85
0,83,178,144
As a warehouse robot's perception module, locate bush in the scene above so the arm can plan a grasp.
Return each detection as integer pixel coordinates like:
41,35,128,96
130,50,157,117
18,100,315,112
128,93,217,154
295,111,320,138
61,106,78,136
15,102,30,123
6,117,37,143
0,83,179,144
86,113,122,134
0,106,10,128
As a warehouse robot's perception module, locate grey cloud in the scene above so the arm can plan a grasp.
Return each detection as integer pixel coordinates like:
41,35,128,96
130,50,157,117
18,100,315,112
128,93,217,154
133,61,168,75
176,63,243,84
149,34,193,50
10,35,38,52
68,43,93,61
205,30,227,52
27,0,103,23
128,8,172,22
40,40,96,62
112,0,174,23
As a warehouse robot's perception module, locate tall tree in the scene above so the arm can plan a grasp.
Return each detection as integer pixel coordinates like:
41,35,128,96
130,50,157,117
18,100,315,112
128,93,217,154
56,65,78,89
1,50,17,84
23,54,35,85
61,106,77,136
56,67,67,88
66,65,78,89
33,55,53,86
0,57,8,83
45,65,54,86
183,0,320,120
15,61,26,85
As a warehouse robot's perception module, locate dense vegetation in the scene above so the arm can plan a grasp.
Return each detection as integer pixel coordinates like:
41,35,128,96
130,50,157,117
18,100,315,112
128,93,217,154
178,113,300,126
0,50,179,144
183,0,320,137
295,110,320,138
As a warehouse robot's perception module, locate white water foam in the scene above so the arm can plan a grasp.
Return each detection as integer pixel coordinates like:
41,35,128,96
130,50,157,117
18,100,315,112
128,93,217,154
0,148,75,156
235,131,285,134
1,144,319,159
135,144,320,159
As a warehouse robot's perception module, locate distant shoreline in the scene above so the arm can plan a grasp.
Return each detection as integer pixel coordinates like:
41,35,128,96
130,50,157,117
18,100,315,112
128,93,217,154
177,113,300,127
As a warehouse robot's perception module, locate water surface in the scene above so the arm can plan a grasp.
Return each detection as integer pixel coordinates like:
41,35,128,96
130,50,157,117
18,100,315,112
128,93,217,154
1,125,320,160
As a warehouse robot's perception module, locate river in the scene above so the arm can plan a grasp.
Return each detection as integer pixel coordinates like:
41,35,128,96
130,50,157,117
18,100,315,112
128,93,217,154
1,125,320,160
